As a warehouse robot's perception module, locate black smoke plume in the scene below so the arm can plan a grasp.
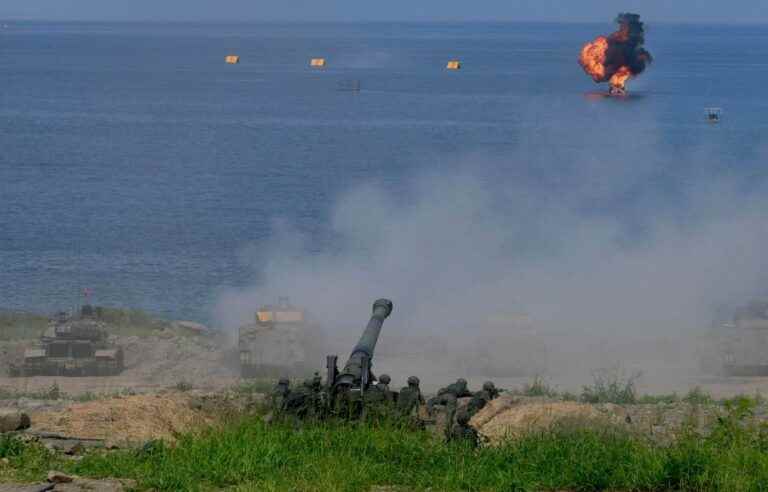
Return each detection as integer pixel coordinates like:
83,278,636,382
579,13,653,90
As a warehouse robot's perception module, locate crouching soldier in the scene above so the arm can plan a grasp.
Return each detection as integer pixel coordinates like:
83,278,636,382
428,378,472,412
466,381,500,418
447,409,479,448
427,378,472,427
264,378,292,424
284,373,326,424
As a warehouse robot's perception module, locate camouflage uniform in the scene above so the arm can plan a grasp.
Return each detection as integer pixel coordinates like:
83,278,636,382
448,409,479,448
428,378,471,413
427,378,473,438
270,377,291,414
482,381,500,400
466,381,499,418
307,372,328,418
366,374,395,405
396,376,425,418
284,375,325,421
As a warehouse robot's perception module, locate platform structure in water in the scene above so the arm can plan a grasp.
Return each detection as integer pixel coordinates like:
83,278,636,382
705,107,722,123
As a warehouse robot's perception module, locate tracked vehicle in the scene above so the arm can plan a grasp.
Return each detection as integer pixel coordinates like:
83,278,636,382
9,305,124,377
716,300,768,376
699,300,768,377
238,298,319,378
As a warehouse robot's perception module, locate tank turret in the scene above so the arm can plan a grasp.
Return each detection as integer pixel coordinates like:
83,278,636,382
9,306,124,377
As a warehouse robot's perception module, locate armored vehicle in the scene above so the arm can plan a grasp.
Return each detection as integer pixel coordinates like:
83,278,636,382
9,305,124,377
699,300,768,377
239,298,319,378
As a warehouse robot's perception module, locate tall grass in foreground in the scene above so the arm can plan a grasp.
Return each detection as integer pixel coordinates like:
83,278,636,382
4,404,768,492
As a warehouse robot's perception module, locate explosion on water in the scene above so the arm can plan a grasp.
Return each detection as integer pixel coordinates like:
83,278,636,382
579,13,653,95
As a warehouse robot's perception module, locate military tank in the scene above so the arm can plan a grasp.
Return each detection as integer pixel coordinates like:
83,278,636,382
238,298,320,378
9,305,125,377
698,300,768,377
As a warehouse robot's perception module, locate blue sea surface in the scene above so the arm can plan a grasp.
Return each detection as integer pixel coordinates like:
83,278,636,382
1,22,767,321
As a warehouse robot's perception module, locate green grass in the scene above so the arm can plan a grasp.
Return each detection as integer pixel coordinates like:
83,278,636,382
517,375,560,398
91,307,172,337
232,378,286,396
581,367,641,404
0,307,174,341
0,311,48,341
638,387,716,406
3,402,768,491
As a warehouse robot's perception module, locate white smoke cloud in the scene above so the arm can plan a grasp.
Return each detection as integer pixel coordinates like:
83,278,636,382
215,119,768,393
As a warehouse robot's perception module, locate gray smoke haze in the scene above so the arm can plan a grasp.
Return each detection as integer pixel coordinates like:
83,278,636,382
215,119,768,393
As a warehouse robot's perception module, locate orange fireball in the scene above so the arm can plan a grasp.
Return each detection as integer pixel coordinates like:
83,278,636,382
579,36,609,82
578,13,653,95
609,66,632,90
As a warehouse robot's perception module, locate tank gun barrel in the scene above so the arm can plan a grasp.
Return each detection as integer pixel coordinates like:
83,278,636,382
333,299,392,389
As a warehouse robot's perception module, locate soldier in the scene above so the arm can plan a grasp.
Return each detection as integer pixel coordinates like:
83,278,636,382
466,381,499,418
363,374,395,420
307,372,328,418
448,409,479,448
376,374,395,403
311,371,323,391
427,378,475,438
428,378,472,413
482,381,500,400
396,376,425,418
365,374,392,404
270,377,291,413
444,378,472,398
284,376,324,422
377,374,391,391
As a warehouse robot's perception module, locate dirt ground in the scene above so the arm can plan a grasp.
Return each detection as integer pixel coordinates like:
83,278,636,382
28,391,216,444
469,395,733,445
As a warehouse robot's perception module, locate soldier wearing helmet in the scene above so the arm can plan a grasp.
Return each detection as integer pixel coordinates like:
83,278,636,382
448,408,479,448
378,373,391,389
270,377,291,415
396,375,425,418
440,378,472,399
467,380,500,418
482,381,500,399
366,373,395,406
428,378,472,414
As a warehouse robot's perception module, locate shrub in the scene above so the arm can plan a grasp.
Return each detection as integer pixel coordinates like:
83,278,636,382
520,375,559,398
581,367,640,404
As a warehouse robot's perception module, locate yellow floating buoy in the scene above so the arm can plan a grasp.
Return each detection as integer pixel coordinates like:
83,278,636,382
225,55,240,65
310,58,326,68
446,60,461,70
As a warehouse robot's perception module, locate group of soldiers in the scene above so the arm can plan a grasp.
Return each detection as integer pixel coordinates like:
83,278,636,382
428,378,500,446
269,374,500,447
269,373,426,421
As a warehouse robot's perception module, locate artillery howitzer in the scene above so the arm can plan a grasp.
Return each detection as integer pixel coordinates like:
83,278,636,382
325,298,393,414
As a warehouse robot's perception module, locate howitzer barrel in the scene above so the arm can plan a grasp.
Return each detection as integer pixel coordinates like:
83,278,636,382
351,299,392,358
334,299,393,389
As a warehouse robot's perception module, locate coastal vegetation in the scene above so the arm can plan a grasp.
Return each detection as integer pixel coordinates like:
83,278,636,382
2,392,768,491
